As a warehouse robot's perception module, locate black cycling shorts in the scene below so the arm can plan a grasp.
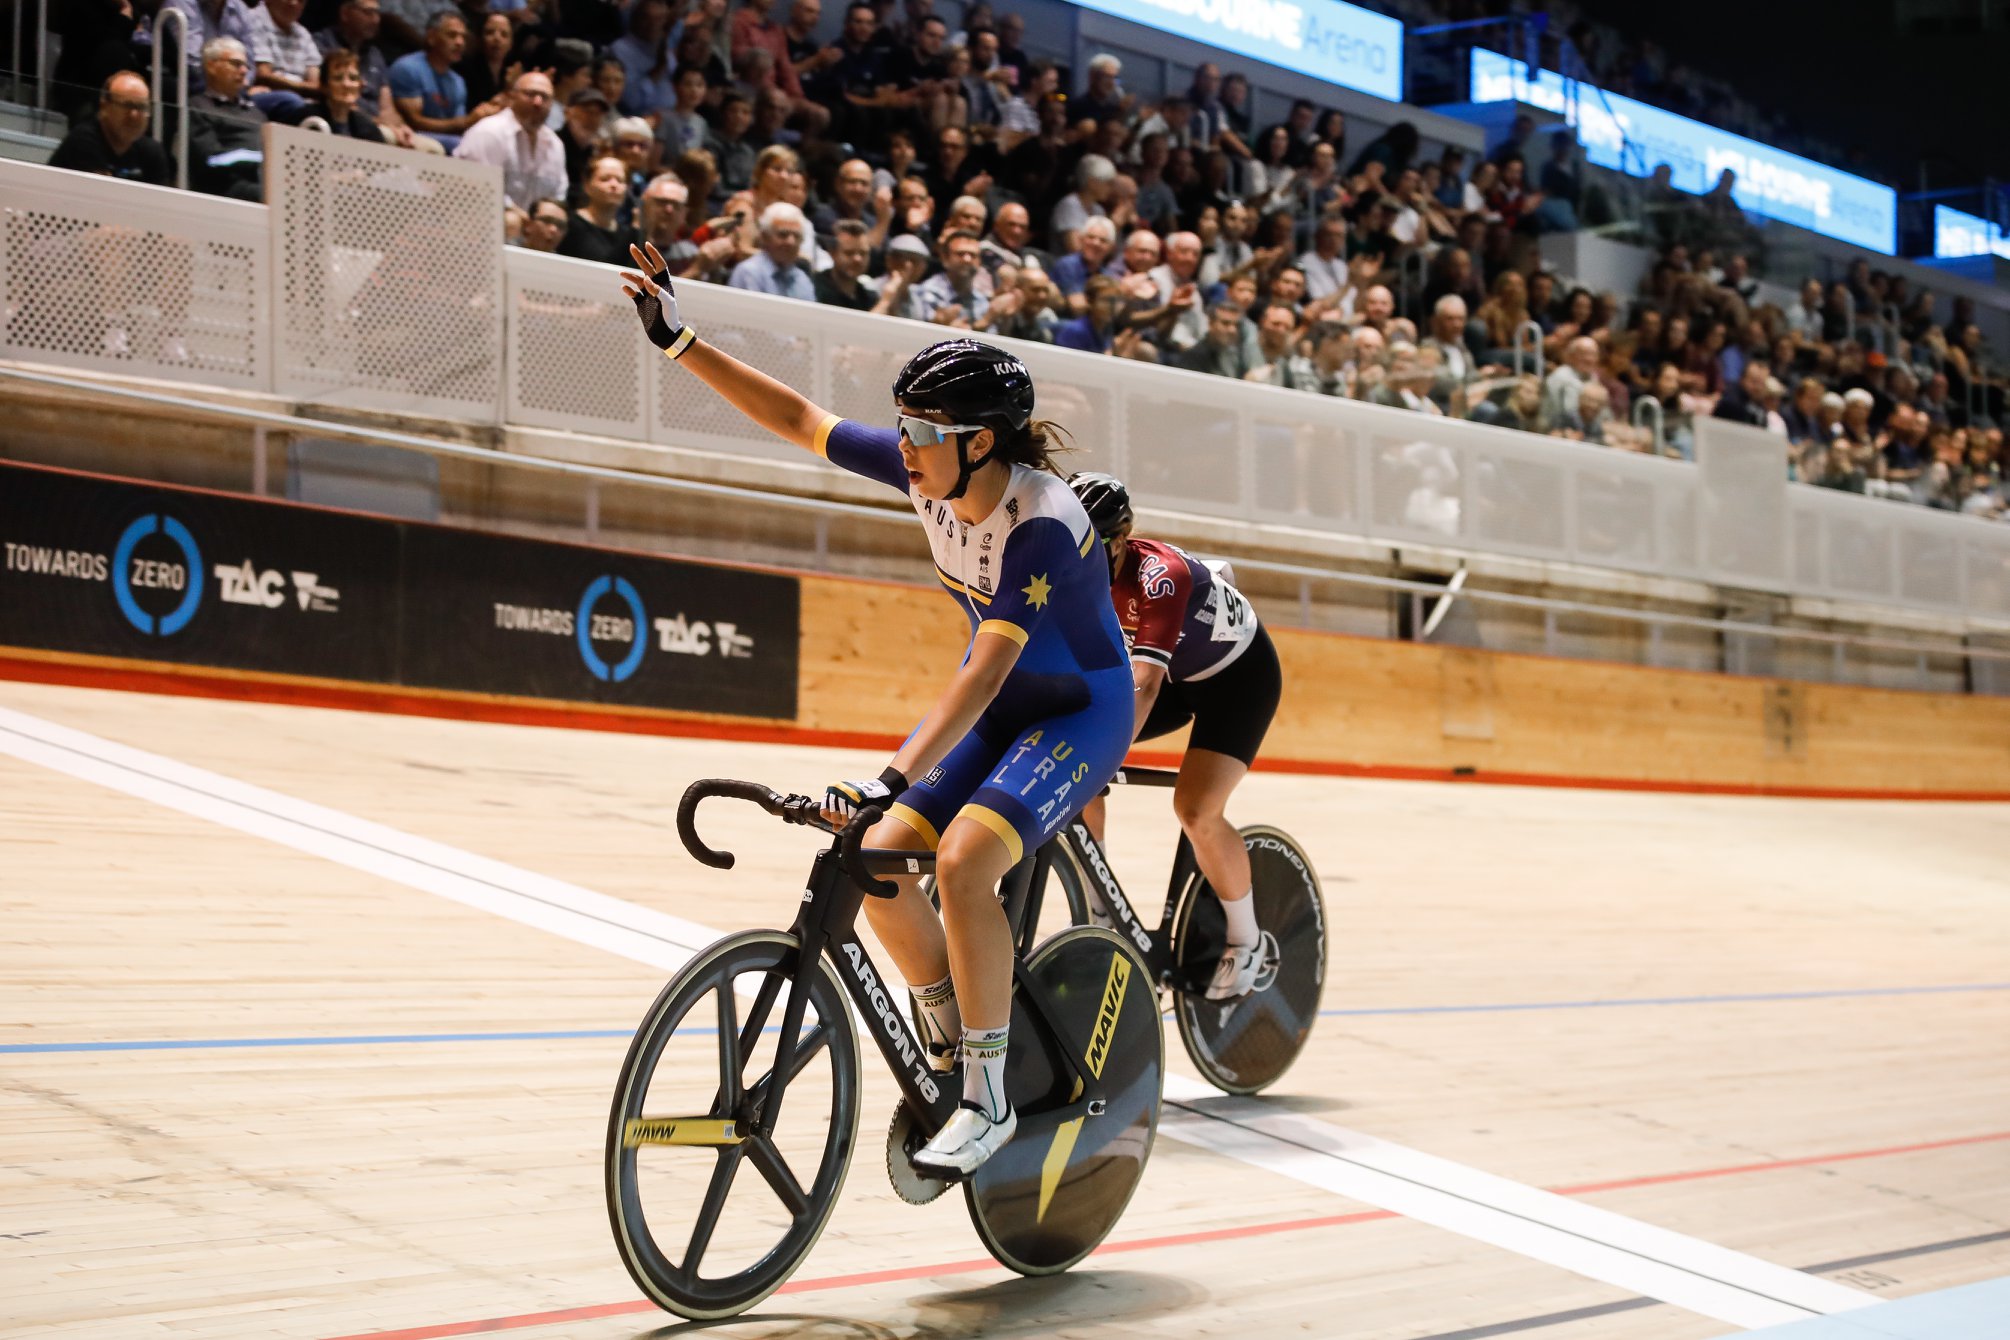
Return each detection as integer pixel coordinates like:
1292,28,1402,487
1136,623,1281,767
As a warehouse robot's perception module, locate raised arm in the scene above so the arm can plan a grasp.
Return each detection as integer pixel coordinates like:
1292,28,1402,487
621,241,833,453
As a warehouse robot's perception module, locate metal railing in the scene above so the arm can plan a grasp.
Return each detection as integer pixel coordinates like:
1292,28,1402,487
1631,393,1665,455
1510,318,1545,378
150,7,191,193
6,363,2007,691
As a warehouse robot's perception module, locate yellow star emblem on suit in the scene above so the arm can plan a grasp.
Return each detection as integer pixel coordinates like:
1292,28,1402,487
1022,573,1051,609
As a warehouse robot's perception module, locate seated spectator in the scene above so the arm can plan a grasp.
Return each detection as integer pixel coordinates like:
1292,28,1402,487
1072,52,1131,131
1368,344,1445,415
612,0,679,123
1422,295,1477,409
314,0,396,119
188,38,268,201
246,0,321,121
1055,275,1124,354
636,172,704,275
877,233,932,321
303,48,386,140
558,88,610,198
1296,218,1348,303
914,230,991,328
728,202,816,300
815,157,892,255
159,0,257,93
732,0,828,133
1172,300,1259,379
1781,376,1827,444
1493,374,1546,434
1572,382,1613,443
981,201,1036,274
516,197,569,252
1245,305,1317,390
1050,155,1116,253
454,72,566,213
1147,231,1206,353
390,11,501,152
558,155,639,265
1050,216,1117,316
49,72,172,186
1541,336,1601,429
458,12,517,113
1712,357,1772,427
941,195,989,247
660,67,714,159
986,262,1061,344
814,218,880,311
706,93,759,200
544,42,598,130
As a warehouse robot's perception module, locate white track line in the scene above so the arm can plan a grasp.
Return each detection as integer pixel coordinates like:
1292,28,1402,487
0,702,1877,1329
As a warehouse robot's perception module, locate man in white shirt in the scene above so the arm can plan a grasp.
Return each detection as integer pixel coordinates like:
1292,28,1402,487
1295,217,1348,302
454,72,567,213
1146,230,1206,352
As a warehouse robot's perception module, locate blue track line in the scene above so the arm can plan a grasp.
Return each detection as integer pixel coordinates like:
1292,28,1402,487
7,982,2006,1055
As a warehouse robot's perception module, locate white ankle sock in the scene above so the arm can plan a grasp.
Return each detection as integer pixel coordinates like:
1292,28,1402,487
912,973,960,1052
1219,889,1259,948
960,1025,1011,1120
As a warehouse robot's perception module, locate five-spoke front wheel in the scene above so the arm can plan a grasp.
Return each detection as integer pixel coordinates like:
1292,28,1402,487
605,930,861,1319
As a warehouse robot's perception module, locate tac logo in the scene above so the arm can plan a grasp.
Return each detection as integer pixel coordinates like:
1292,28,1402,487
112,514,203,636
576,574,647,682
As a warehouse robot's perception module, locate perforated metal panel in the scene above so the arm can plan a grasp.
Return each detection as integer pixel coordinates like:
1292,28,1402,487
1014,343,1120,477
656,282,824,463
1966,534,2010,620
504,250,648,439
268,125,502,418
1573,459,1661,571
1470,448,1568,554
0,162,269,389
1368,428,1465,540
1695,418,1789,587
1250,405,1359,528
1122,390,1238,512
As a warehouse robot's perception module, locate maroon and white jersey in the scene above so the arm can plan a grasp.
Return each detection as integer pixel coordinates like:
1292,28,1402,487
1111,537,1258,683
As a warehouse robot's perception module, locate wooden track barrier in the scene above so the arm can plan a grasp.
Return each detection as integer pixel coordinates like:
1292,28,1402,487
9,566,2006,800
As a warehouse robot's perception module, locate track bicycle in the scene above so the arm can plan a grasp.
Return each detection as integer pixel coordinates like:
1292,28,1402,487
605,778,1164,1320
932,765,1326,1095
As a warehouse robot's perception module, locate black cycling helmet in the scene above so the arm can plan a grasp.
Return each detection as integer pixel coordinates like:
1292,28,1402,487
892,339,1035,500
1067,471,1133,542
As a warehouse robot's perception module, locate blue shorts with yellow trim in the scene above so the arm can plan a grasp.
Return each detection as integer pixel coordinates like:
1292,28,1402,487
886,664,1133,865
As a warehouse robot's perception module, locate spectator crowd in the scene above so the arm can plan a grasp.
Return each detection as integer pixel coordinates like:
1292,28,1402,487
40,0,2008,517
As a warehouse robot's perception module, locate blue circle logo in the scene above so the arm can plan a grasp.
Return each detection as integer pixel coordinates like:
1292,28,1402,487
576,575,647,683
111,514,204,636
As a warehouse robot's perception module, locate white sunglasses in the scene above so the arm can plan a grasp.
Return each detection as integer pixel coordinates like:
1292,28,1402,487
897,413,986,447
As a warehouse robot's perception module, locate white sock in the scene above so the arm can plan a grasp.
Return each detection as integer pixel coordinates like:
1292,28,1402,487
960,1024,1011,1120
912,973,959,1052
1219,889,1259,948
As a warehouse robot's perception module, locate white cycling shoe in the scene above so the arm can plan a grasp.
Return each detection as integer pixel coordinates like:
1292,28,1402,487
911,1102,1017,1179
1205,941,1264,1001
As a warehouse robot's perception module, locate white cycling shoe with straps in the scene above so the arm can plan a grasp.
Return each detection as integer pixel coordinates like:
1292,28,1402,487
911,1102,1017,1179
1205,941,1264,1001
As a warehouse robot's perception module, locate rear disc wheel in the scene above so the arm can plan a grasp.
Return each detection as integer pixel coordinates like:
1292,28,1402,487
1171,825,1326,1095
964,926,1162,1275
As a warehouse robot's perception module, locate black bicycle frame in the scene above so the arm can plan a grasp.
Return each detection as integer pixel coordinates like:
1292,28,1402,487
754,827,1106,1143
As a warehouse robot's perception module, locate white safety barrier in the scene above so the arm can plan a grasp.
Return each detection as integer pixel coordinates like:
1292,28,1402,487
4,145,2009,622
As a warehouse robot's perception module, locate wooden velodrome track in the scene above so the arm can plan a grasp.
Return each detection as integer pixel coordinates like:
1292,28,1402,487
4,674,2008,1340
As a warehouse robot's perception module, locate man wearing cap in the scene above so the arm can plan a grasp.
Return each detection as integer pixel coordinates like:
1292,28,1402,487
454,71,566,212
877,232,932,320
559,86,611,200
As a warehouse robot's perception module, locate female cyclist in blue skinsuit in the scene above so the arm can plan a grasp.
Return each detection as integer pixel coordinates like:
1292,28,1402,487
622,242,1133,1176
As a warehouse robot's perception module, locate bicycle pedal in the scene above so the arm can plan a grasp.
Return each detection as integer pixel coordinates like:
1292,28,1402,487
885,1103,953,1204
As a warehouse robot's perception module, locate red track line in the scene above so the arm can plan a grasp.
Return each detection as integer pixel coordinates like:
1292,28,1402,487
1554,1128,2010,1195
317,1131,2008,1340
7,651,2010,802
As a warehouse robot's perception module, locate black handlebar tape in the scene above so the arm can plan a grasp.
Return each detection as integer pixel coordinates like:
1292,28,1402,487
839,806,899,897
676,778,784,869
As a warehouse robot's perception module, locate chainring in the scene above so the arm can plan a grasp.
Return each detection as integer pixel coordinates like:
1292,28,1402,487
885,1102,952,1205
